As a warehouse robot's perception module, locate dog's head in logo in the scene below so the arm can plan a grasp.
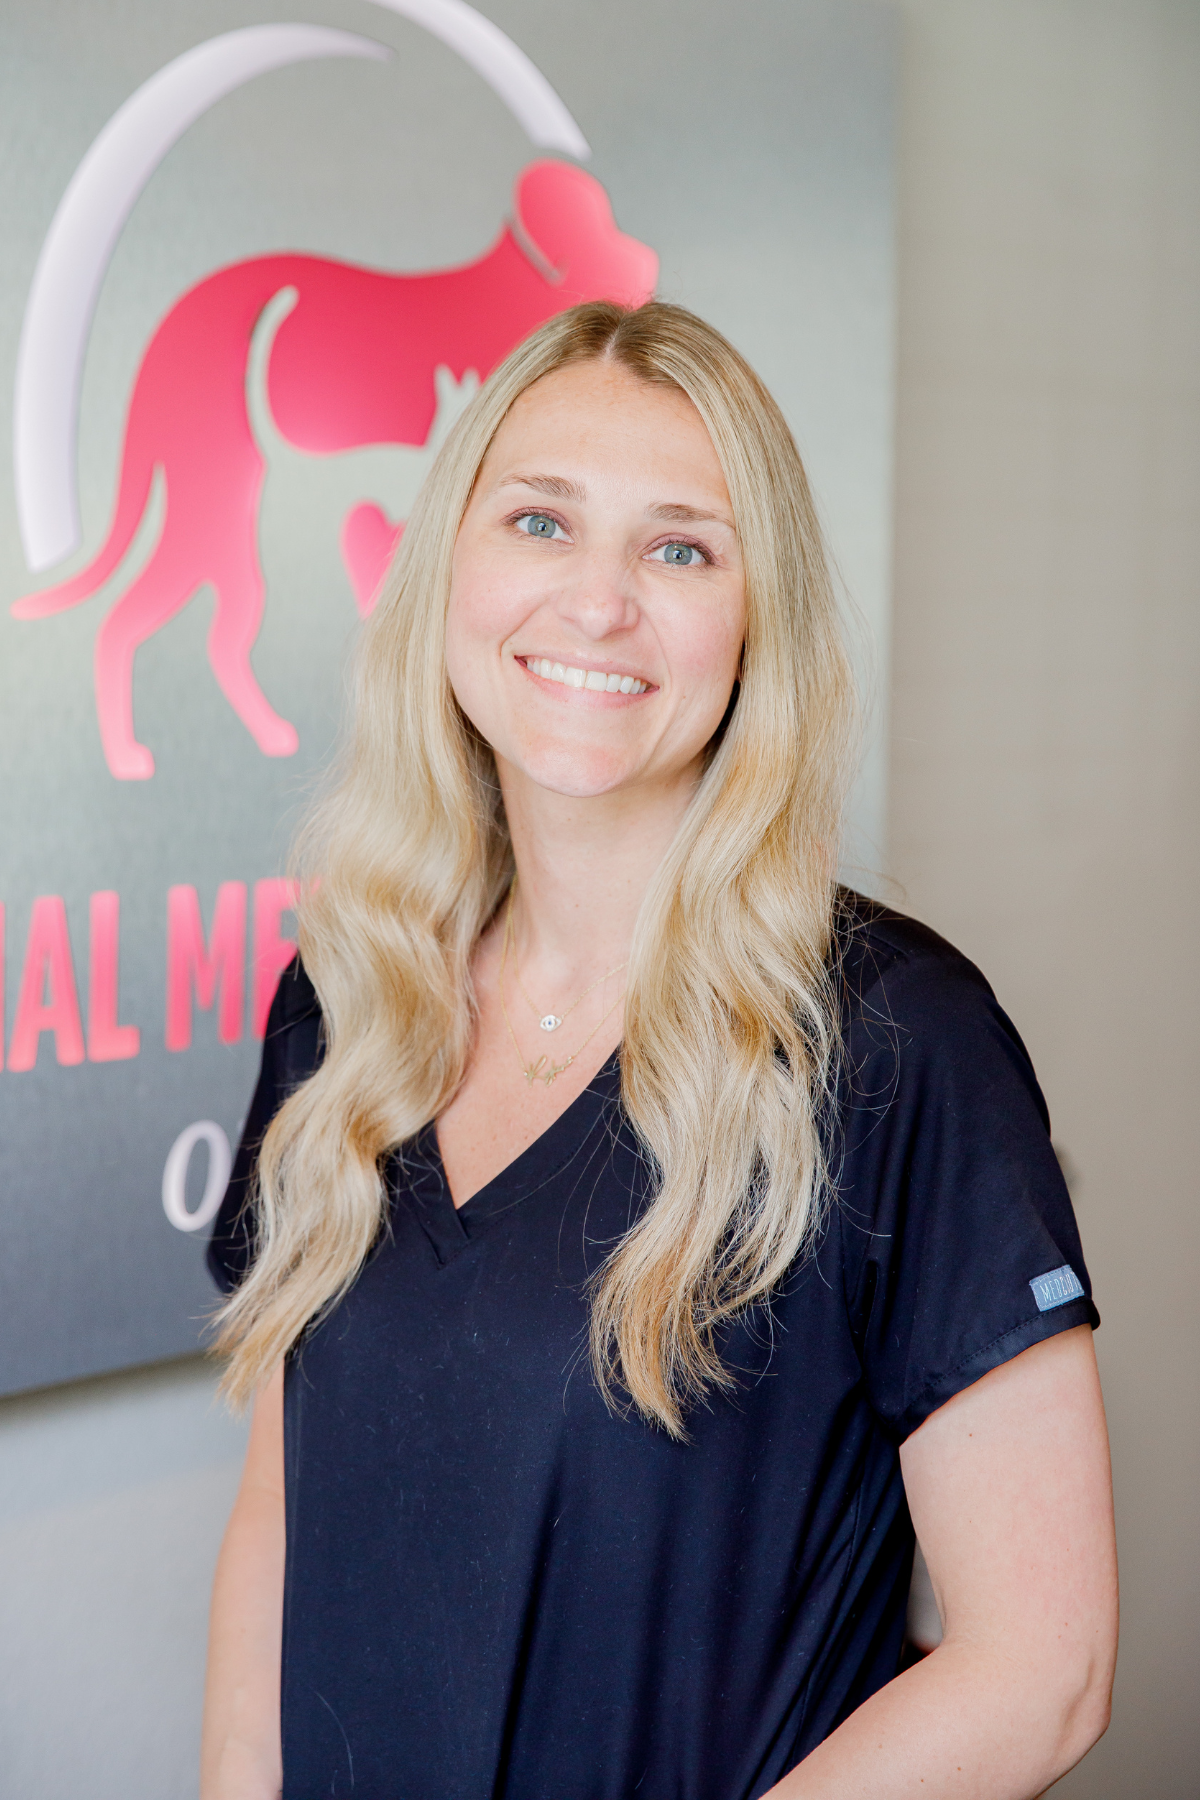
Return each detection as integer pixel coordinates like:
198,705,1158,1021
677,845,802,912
12,8,658,779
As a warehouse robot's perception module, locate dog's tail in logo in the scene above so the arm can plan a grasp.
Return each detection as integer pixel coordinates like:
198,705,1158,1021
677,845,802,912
14,162,657,779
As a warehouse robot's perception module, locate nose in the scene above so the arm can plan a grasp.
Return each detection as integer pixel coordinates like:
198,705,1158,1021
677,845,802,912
553,548,639,641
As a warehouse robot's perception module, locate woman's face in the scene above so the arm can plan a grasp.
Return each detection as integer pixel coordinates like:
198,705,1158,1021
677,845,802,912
446,359,746,802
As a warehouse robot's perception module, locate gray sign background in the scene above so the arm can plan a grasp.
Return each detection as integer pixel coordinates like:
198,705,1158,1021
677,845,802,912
0,0,895,1394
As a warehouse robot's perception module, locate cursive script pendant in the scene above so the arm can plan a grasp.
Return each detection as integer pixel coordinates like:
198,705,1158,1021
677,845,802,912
522,1054,573,1087
539,1013,563,1032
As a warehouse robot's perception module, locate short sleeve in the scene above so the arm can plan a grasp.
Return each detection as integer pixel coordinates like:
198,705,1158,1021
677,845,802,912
836,912,1098,1441
206,954,324,1293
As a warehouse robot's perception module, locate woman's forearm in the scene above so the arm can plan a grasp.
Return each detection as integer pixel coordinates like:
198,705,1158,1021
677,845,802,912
765,1631,1111,1800
201,1371,286,1800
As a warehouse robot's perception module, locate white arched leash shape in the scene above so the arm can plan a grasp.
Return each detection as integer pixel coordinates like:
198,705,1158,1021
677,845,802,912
365,0,588,158
14,2,590,575
14,27,388,575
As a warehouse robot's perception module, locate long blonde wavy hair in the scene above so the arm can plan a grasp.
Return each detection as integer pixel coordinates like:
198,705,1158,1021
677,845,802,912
216,300,857,1437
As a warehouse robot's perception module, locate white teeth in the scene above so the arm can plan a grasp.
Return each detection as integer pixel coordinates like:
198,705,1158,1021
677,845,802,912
525,657,647,695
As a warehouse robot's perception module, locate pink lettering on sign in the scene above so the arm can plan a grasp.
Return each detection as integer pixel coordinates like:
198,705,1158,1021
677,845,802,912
165,883,247,1050
87,890,140,1062
0,879,315,1070
252,879,300,1038
12,162,657,780
9,896,86,1071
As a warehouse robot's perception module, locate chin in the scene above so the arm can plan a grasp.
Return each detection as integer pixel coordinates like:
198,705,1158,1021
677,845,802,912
514,740,643,799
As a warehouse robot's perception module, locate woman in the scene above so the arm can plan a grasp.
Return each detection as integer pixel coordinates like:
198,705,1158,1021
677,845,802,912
203,301,1117,1799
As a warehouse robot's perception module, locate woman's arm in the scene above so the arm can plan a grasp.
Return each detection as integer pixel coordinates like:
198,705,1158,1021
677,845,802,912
768,1324,1117,1799
201,1365,286,1800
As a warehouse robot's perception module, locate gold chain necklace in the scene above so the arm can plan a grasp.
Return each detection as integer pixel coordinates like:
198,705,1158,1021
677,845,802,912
498,891,624,1086
508,884,627,1032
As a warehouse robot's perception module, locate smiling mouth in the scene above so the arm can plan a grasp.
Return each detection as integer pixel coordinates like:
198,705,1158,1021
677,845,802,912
517,656,651,695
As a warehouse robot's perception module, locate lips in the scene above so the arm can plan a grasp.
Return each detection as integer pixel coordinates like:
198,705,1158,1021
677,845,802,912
517,655,651,695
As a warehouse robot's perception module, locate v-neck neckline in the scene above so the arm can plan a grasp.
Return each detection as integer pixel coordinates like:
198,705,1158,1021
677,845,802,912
397,1052,623,1266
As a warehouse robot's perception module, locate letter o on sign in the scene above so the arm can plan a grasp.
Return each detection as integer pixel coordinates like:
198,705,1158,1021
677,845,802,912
162,1120,232,1232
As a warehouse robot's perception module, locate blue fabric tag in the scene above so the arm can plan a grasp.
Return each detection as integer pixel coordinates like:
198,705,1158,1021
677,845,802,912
1029,1264,1085,1312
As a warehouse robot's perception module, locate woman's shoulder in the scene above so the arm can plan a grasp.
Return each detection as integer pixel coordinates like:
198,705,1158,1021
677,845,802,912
831,886,1048,1123
829,891,1095,1440
834,887,1000,1033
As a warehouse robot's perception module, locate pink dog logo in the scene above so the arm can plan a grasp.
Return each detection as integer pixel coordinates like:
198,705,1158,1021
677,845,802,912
14,161,655,779
11,13,657,780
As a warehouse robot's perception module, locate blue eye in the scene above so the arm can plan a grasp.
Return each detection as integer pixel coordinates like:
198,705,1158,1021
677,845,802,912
651,541,706,565
516,512,564,540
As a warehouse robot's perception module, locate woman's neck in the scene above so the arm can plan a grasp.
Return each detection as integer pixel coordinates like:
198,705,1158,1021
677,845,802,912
496,754,701,982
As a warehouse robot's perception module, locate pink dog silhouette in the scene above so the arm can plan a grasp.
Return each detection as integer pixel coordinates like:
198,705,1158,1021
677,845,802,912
13,161,656,779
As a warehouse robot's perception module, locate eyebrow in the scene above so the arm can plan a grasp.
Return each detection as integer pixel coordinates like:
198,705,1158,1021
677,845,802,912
496,472,587,502
496,474,734,532
647,500,735,531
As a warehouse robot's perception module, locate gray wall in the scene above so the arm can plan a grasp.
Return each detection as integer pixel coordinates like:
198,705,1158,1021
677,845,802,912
1,1,1195,1795
886,0,1199,1794
0,1358,245,1798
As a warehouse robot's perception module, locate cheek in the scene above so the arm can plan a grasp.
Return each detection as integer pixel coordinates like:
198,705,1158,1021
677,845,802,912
446,541,531,658
442,588,469,698
443,575,495,729
668,597,745,716
446,563,488,655
445,560,509,695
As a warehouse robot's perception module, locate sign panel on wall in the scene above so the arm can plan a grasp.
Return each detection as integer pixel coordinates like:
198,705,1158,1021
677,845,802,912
0,0,896,1394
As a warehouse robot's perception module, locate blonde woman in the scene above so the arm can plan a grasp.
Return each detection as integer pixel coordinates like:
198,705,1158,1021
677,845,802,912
202,302,1116,1800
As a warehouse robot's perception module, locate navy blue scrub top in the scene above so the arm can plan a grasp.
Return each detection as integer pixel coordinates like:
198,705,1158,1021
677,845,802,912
209,894,1097,1800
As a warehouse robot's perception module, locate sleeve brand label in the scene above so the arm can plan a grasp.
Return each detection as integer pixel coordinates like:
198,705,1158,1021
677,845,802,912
1029,1264,1085,1313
